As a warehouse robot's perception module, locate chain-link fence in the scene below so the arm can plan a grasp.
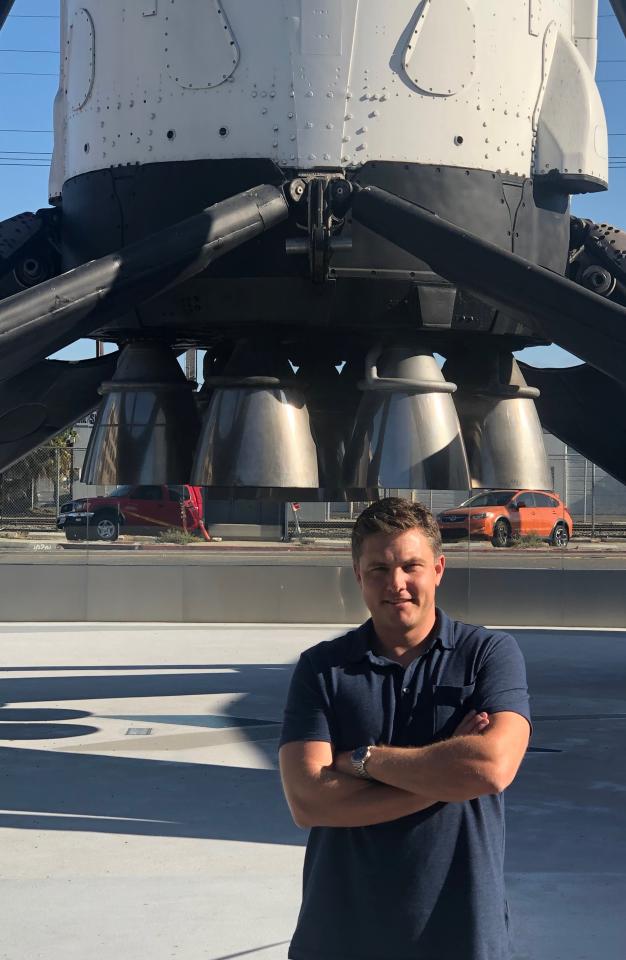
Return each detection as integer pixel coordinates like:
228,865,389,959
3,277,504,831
290,441,626,540
0,444,74,530
3,427,626,539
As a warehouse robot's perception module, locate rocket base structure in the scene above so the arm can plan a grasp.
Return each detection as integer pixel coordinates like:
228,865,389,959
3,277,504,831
1,1,626,496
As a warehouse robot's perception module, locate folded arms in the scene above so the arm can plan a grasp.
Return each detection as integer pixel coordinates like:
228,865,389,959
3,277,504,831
279,710,530,829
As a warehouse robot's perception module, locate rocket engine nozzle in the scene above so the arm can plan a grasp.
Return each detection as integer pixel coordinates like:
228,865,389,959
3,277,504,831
81,341,200,484
343,346,470,494
192,341,320,495
444,353,552,491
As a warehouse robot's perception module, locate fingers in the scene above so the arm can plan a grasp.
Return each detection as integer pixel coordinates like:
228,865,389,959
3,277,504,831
471,713,490,733
454,709,477,734
452,714,467,736
453,709,490,737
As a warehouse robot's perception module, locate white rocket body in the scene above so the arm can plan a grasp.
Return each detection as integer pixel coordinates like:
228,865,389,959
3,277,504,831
50,0,607,199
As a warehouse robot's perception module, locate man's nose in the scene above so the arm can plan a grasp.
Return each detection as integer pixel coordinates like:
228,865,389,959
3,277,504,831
388,568,407,593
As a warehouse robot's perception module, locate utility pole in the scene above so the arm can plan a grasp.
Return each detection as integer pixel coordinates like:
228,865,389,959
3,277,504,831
185,349,197,382
55,448,61,517
591,462,596,538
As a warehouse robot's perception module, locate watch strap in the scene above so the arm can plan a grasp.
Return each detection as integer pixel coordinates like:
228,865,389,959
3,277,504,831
351,745,373,779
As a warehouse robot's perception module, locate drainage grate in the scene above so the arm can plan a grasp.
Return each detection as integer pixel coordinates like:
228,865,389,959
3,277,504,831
125,727,153,736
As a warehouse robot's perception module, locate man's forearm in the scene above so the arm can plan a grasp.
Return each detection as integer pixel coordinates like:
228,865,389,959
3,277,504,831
292,766,437,828
364,735,502,802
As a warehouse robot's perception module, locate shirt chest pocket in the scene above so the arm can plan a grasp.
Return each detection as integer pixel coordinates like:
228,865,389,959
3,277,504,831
432,682,476,739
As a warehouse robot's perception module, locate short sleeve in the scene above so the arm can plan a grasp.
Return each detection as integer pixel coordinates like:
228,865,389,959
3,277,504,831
279,652,333,748
473,632,532,732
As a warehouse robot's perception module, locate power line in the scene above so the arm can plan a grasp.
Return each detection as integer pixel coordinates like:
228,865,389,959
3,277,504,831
0,161,51,166
0,48,59,54
8,14,59,18
0,71,58,76
0,150,52,155
0,128,52,132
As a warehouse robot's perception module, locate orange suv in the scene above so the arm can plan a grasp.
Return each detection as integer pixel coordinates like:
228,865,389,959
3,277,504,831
437,490,573,548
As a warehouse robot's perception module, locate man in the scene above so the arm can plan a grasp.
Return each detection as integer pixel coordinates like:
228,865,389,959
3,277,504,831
279,497,531,960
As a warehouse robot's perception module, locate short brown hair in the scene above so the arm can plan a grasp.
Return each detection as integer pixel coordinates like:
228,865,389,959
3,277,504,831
351,497,443,564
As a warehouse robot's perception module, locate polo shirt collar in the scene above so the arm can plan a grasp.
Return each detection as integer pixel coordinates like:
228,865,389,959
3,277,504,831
346,620,376,663
436,609,457,649
347,608,456,663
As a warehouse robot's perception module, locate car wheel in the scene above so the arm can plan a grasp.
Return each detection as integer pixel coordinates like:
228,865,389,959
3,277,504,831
491,519,511,548
94,513,119,542
551,523,570,548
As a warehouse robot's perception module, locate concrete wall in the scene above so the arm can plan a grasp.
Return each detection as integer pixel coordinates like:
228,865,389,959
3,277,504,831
1,560,624,627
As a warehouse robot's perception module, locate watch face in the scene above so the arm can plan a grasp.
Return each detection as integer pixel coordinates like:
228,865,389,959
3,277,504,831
352,746,369,763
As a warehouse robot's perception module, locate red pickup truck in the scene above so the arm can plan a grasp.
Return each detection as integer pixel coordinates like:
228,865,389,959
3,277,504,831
57,484,204,541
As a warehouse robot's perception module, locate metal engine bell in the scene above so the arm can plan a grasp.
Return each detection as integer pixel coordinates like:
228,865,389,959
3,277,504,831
343,346,470,494
444,352,552,491
81,341,200,484
191,342,319,495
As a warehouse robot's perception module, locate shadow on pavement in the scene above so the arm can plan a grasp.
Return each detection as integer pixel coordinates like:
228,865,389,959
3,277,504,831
0,744,303,845
0,663,293,712
0,660,301,844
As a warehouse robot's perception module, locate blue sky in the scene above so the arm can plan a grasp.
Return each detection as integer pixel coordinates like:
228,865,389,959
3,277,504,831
1,0,625,368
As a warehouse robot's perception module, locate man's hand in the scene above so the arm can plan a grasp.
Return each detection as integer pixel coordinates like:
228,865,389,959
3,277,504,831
337,711,529,801
335,709,490,778
449,708,490,738
279,740,439,829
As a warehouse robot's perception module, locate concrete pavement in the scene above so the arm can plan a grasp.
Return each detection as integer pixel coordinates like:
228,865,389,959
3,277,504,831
0,623,625,959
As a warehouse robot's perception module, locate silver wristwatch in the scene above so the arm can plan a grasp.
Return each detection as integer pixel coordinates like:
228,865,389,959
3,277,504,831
351,745,373,779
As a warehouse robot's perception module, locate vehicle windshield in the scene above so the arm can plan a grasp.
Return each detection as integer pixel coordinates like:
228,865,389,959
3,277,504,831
460,491,513,508
108,485,133,498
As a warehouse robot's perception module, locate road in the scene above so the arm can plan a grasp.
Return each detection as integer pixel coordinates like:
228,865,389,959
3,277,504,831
2,540,626,569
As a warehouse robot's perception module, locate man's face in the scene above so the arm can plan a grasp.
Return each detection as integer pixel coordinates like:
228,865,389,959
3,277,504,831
354,528,445,637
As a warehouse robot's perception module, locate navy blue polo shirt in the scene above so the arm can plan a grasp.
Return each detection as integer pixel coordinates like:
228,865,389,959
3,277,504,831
280,609,531,960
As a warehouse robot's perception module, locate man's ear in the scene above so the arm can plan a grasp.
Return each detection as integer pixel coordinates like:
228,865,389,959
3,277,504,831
353,562,362,586
434,553,445,586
